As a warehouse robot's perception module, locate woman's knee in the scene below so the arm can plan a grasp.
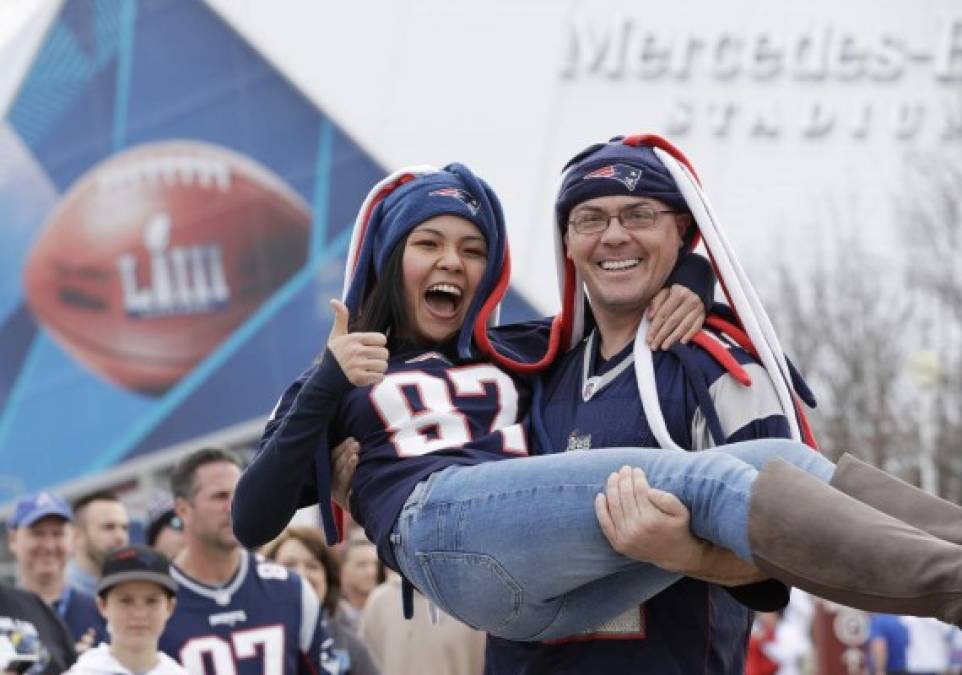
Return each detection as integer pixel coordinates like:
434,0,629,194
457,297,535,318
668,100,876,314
722,438,835,482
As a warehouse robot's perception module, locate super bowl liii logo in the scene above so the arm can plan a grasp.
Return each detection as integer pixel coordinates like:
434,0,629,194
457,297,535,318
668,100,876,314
117,213,230,318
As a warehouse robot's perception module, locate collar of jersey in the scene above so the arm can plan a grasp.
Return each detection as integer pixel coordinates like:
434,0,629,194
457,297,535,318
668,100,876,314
170,550,249,603
581,330,635,402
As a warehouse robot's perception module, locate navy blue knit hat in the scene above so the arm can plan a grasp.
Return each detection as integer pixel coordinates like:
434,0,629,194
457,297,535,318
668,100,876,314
555,136,689,232
342,163,507,359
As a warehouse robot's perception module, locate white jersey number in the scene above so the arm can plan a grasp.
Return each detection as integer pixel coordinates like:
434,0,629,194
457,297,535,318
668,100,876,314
370,364,527,457
180,626,284,675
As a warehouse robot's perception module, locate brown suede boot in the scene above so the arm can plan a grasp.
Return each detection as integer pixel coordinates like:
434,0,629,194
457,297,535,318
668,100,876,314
831,453,962,544
748,459,962,625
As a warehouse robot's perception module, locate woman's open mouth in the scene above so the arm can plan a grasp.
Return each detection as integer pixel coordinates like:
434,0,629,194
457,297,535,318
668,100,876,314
424,283,464,319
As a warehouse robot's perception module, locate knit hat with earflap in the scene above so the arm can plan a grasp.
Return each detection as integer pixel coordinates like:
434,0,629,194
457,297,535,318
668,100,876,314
555,136,697,249
342,163,507,360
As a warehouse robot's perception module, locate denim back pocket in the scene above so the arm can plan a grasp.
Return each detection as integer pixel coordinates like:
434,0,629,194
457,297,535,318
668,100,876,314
416,551,523,634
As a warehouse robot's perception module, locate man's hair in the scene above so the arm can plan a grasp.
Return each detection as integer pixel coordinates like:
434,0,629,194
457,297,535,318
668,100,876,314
72,489,121,520
170,447,242,502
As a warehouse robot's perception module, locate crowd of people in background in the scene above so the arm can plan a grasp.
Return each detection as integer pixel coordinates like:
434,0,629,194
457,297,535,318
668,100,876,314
0,447,491,674
746,591,962,674
5,452,962,674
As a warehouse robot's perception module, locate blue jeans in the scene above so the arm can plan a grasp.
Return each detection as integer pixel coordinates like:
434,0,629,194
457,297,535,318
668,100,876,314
391,438,834,641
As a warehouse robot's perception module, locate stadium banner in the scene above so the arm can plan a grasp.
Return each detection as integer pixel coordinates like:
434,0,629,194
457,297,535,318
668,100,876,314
0,0,534,498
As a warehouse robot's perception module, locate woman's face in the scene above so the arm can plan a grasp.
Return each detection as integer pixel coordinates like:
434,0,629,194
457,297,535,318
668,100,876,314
97,580,175,651
274,537,328,602
401,215,488,344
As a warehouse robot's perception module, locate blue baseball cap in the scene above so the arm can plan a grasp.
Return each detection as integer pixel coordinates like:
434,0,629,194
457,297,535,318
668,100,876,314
10,492,73,528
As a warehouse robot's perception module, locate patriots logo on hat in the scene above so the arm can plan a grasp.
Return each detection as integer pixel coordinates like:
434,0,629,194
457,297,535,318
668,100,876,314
429,187,480,215
582,164,642,191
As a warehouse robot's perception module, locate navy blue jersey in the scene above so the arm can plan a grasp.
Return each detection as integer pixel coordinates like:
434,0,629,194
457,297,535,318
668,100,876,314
485,331,790,675
235,322,548,569
342,338,535,567
538,331,790,454
486,580,753,675
57,586,107,645
160,552,339,675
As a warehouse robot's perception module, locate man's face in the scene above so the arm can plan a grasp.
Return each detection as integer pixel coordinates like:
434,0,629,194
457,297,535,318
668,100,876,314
77,500,130,566
8,516,72,588
177,461,240,553
564,195,688,322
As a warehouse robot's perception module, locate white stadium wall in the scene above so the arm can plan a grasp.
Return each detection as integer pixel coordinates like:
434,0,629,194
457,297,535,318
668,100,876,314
208,0,961,313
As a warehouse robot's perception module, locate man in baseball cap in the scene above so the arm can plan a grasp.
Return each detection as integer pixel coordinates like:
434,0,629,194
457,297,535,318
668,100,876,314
8,492,106,649
9,492,72,529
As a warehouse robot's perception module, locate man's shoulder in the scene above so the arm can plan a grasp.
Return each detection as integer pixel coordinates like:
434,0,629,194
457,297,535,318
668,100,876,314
68,587,100,607
246,557,302,594
681,329,791,445
674,328,762,381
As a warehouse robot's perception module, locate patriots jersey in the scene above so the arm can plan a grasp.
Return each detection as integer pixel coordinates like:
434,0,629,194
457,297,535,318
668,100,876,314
341,330,541,568
160,552,339,675
233,321,548,563
485,331,790,675
537,331,790,455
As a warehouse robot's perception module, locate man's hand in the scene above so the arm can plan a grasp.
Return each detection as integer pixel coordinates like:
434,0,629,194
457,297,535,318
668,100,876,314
596,466,765,585
646,285,705,350
595,466,704,573
331,436,359,509
328,299,389,386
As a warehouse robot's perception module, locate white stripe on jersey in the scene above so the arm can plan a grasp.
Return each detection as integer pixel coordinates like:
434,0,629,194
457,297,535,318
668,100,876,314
690,362,784,450
170,550,250,605
298,575,321,652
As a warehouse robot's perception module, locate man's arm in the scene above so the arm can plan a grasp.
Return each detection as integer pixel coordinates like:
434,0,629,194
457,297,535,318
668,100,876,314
597,331,796,587
595,466,764,586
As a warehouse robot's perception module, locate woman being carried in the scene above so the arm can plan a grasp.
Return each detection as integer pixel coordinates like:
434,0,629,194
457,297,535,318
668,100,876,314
234,156,962,642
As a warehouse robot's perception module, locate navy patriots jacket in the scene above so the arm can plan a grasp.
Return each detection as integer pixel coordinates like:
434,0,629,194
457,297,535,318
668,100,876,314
485,330,791,675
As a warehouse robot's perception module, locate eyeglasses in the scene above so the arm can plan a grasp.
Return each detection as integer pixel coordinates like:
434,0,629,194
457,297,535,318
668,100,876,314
568,205,677,235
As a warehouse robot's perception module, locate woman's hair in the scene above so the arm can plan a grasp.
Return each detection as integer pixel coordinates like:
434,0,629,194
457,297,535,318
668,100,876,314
352,238,409,336
261,527,341,614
